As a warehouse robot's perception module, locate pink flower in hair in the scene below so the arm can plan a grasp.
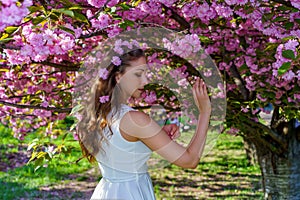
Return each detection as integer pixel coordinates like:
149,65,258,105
112,56,121,66
99,68,109,80
99,95,110,103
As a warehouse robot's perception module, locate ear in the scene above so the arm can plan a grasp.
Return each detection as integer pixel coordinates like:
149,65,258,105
115,73,122,83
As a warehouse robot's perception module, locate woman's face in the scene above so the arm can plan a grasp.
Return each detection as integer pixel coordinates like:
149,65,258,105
117,56,149,99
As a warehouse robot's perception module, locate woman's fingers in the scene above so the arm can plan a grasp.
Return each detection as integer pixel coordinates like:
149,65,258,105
172,129,180,139
192,77,211,113
163,124,180,140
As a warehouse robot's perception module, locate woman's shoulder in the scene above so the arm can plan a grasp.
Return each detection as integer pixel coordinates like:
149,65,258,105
124,109,151,126
119,108,163,140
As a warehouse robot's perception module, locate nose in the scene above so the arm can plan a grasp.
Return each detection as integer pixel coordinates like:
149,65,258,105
141,74,149,86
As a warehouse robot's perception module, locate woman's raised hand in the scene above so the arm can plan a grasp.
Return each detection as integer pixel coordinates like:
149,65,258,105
192,77,211,114
163,124,180,140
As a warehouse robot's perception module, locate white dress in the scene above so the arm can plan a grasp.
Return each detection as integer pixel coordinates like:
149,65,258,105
91,104,156,200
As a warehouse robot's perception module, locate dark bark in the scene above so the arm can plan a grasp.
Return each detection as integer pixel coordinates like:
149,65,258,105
0,100,72,113
243,138,258,165
248,119,300,200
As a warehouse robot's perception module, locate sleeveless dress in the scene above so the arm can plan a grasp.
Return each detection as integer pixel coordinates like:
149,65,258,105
90,104,156,200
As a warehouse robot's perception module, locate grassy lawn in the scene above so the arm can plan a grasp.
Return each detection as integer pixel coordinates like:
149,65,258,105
0,124,263,199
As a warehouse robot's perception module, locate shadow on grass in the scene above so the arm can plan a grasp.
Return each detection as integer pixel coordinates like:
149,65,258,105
0,178,93,200
152,172,262,199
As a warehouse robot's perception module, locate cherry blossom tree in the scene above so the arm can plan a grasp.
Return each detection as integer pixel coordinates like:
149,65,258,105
0,0,299,199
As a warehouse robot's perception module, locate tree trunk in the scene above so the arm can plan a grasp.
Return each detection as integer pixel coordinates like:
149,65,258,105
255,119,300,200
243,138,258,165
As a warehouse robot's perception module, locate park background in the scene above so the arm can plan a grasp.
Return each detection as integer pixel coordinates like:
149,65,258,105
0,0,299,199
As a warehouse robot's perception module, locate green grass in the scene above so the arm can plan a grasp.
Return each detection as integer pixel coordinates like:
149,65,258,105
0,124,263,200
0,123,93,199
150,134,263,199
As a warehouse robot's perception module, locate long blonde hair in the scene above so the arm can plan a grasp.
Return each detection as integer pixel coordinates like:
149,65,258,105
77,49,145,162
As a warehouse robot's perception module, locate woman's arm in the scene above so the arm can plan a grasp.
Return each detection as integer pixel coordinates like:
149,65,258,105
119,78,211,169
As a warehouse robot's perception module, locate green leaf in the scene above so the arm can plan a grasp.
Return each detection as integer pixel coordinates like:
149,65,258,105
295,19,300,25
133,0,142,7
263,13,274,20
239,64,248,71
27,152,38,163
282,50,295,59
273,16,286,22
73,11,89,23
110,6,117,13
282,36,295,43
284,22,294,30
0,37,14,44
27,139,38,150
264,43,278,51
119,3,132,10
49,13,59,21
5,26,19,34
28,5,44,13
69,6,84,10
119,19,135,29
277,6,291,11
32,16,46,25
278,62,291,76
199,35,210,43
58,25,75,35
0,68,9,72
54,8,74,17
264,92,275,99
70,104,83,116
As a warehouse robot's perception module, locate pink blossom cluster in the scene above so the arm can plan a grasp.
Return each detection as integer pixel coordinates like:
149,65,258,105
0,0,32,32
99,68,109,80
213,2,233,18
169,66,189,80
144,91,157,104
87,0,119,8
182,2,216,23
99,95,110,103
138,1,162,16
225,0,248,6
156,0,177,7
163,34,201,58
272,39,299,82
4,24,79,64
113,39,141,55
87,11,112,30
291,0,300,10
0,57,72,136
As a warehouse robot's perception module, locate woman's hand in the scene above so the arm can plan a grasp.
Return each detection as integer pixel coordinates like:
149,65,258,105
192,77,211,114
163,124,180,140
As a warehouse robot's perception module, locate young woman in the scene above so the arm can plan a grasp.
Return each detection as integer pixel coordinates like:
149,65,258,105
77,49,211,200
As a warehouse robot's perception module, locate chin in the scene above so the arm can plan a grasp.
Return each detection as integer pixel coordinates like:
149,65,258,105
132,91,141,98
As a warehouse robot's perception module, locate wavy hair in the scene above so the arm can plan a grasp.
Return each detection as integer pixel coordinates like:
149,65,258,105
77,49,145,163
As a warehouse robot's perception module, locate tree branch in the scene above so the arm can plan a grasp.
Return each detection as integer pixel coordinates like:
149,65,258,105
246,118,288,150
0,44,21,50
0,100,72,113
79,30,108,39
161,4,190,31
87,0,110,21
133,104,180,112
270,0,293,8
242,121,286,155
38,61,80,71
229,64,250,100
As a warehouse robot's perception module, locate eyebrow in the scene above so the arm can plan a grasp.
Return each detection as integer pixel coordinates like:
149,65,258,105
135,69,146,72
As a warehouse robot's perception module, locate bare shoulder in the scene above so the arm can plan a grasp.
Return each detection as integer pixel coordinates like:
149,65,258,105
123,110,151,125
119,110,161,138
